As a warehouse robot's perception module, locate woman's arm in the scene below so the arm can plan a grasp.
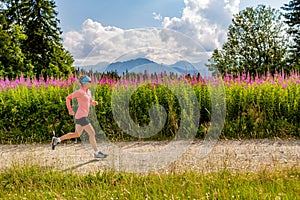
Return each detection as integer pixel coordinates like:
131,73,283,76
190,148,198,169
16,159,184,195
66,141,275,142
88,90,98,106
66,91,79,114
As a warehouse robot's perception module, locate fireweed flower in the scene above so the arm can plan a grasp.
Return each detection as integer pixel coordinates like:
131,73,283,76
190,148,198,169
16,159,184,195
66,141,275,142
1,72,300,91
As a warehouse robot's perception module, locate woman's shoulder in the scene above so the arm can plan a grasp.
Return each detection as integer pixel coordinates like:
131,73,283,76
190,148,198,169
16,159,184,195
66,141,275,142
77,88,91,95
72,88,84,95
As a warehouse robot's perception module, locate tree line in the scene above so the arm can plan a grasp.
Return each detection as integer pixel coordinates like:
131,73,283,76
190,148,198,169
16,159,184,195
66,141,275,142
207,1,300,77
0,1,299,79
0,0,74,80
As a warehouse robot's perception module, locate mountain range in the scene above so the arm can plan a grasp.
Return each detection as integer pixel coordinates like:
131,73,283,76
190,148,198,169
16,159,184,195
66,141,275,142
77,58,211,76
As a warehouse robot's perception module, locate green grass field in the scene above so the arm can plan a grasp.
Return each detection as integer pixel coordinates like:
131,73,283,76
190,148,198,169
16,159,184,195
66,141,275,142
0,165,299,199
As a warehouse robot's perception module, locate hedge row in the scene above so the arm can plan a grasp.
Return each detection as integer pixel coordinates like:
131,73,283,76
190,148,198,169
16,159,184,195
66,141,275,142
0,82,299,144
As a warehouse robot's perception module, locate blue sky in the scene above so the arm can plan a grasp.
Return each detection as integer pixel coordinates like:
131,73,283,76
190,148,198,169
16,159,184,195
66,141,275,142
56,0,287,32
56,0,185,31
55,0,289,66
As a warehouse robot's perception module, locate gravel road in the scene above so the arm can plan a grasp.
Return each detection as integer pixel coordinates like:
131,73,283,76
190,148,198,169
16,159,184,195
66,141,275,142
1,139,299,174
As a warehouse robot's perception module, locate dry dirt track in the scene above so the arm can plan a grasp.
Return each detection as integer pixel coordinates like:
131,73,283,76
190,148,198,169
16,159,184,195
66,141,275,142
1,139,299,174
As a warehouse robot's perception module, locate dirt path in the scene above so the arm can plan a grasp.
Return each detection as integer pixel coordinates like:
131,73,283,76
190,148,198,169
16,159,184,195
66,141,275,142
1,139,299,174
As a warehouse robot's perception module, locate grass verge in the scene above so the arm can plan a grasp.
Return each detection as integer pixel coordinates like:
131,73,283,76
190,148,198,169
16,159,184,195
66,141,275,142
0,165,299,199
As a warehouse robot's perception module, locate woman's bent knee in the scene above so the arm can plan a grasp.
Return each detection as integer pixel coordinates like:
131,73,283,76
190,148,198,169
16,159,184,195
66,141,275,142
74,132,80,137
83,124,95,136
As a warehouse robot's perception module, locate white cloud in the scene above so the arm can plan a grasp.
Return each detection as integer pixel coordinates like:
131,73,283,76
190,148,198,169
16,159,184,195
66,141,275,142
63,0,240,66
153,12,162,21
162,0,240,51
63,19,124,65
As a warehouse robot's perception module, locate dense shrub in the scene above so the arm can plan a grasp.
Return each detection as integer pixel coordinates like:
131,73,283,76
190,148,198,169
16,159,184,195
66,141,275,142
0,73,300,144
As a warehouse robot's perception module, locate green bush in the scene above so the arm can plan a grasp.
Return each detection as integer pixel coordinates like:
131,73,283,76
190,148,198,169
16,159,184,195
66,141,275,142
0,81,299,144
223,82,300,139
0,85,73,143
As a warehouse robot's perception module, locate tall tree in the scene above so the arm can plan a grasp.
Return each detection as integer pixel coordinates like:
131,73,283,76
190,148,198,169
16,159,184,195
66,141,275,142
281,0,300,67
1,0,74,79
0,24,29,78
0,1,29,78
207,5,289,76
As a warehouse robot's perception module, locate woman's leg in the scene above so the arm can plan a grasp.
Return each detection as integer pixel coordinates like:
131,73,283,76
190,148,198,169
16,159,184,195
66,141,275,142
59,124,84,141
82,124,98,152
59,130,80,141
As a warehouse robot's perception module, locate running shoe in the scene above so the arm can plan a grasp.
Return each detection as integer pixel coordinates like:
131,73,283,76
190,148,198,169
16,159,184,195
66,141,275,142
51,137,60,150
94,151,108,158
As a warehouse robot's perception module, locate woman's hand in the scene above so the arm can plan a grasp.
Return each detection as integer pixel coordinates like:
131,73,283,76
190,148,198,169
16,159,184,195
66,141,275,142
69,110,75,116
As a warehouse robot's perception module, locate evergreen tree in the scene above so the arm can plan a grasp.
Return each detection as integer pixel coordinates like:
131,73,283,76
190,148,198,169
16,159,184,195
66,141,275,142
281,0,300,67
1,0,74,79
0,1,29,78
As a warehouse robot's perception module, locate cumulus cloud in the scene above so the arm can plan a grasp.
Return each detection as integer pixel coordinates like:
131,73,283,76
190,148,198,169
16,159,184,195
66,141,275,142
63,0,240,66
162,0,240,51
63,19,124,65
153,12,163,21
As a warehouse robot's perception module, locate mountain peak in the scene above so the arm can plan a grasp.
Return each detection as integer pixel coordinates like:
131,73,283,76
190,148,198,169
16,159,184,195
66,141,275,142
111,58,154,65
78,57,210,75
106,58,155,74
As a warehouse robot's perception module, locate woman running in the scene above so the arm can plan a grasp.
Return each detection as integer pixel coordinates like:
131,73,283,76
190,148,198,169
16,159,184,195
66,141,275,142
51,75,107,158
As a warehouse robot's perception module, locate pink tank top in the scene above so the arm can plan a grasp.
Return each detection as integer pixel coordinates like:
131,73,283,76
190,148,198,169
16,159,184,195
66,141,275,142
66,87,97,119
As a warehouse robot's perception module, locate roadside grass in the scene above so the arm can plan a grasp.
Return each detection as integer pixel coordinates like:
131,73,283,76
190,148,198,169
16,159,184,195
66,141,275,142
0,165,299,199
